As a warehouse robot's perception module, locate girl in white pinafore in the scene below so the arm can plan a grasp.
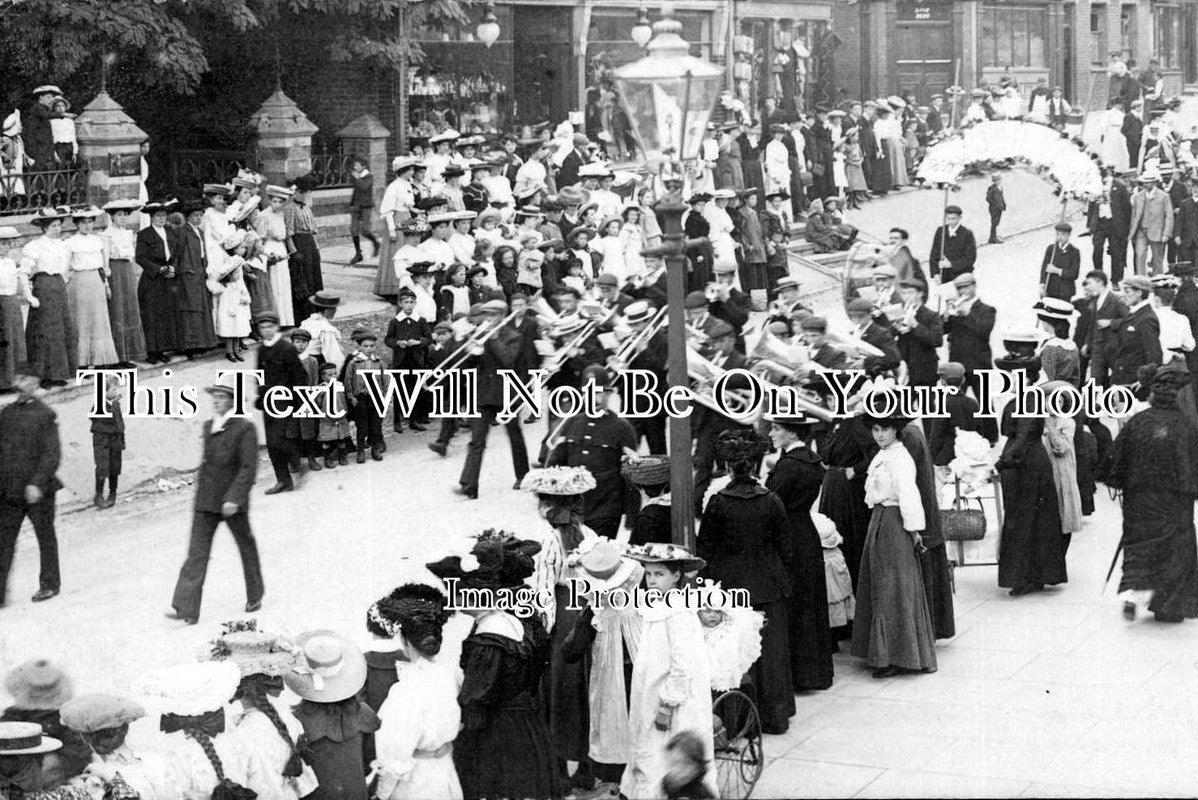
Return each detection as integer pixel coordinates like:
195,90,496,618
621,544,716,800
66,207,119,367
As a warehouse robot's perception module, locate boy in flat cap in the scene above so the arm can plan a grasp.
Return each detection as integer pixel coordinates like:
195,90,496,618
343,328,386,463
1040,222,1081,300
929,205,977,284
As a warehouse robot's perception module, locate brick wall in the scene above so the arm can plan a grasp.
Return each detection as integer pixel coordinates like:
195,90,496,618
834,1,865,102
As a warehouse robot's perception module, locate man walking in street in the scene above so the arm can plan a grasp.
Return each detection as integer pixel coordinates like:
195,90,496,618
168,381,264,625
0,365,61,607
255,312,309,494
985,173,1005,244
1174,177,1198,268
1130,170,1173,276
1087,169,1132,283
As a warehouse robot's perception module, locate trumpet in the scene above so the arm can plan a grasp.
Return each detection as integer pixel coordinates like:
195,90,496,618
541,302,618,375
629,262,666,289
607,305,669,371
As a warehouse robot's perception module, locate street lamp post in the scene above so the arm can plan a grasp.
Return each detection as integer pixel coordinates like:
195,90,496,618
612,4,723,550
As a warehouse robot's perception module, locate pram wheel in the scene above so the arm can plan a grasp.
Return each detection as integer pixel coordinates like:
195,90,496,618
711,688,764,799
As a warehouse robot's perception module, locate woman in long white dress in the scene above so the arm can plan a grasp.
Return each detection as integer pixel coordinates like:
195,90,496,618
202,188,251,361
254,186,295,326
592,217,627,283
65,206,119,367
1098,109,1130,173
621,544,716,800
704,189,740,289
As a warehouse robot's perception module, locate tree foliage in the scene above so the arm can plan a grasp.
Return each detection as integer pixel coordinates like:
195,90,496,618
0,0,472,95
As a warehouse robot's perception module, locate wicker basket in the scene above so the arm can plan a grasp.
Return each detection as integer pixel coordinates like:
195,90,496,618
622,455,671,486
941,479,986,542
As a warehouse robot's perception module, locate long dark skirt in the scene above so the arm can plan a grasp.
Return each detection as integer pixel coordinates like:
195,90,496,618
245,268,276,320
137,275,181,354
850,506,938,671
455,707,556,800
0,293,25,389
919,543,956,640
291,232,323,321
819,470,871,588
869,150,893,193
1119,490,1198,618
106,258,146,362
26,273,77,382
998,449,1068,592
541,585,590,764
749,598,796,733
789,548,835,690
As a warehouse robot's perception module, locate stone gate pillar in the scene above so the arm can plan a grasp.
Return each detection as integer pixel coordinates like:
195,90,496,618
74,91,147,207
249,88,318,186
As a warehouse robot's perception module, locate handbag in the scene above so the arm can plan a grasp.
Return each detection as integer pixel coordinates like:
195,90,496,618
799,171,814,187
941,478,986,542
810,162,825,177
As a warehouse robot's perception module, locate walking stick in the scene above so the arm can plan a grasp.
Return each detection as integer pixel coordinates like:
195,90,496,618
1102,543,1123,593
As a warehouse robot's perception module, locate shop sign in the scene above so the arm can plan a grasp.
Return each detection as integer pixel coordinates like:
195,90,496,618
897,0,950,22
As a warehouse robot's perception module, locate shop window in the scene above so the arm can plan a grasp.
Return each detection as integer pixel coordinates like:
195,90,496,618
1120,5,1136,60
586,9,712,70
980,6,1049,68
1091,5,1109,66
1154,5,1181,69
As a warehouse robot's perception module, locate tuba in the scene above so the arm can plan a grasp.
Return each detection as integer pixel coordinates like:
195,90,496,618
747,327,810,385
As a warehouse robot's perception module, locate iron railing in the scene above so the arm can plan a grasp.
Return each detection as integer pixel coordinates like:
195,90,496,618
311,140,354,189
0,166,90,216
168,148,260,194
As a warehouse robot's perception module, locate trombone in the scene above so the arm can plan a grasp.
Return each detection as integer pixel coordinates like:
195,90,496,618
540,300,617,376
607,305,669,372
686,348,760,421
424,295,535,389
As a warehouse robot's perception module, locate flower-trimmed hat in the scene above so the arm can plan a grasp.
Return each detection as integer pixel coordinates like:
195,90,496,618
714,428,771,463
59,695,146,735
626,542,706,573
203,619,299,678
367,583,452,642
426,529,542,591
520,465,597,496
5,660,73,710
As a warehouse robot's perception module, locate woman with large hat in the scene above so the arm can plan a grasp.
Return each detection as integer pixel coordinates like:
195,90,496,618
1108,361,1198,623
849,409,938,678
135,198,182,363
519,465,596,794
560,537,644,797
99,200,147,363
764,414,836,689
1035,297,1080,385
132,661,257,799
371,584,463,800
620,542,715,799
427,532,555,800
206,620,317,799
255,185,296,327
20,206,77,385
0,225,31,389
65,205,118,369
284,631,378,800
698,428,798,733
683,193,714,292
994,337,1068,597
173,199,219,357
2,659,90,785
374,157,419,300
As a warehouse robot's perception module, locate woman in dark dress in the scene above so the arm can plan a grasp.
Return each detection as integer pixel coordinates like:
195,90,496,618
764,415,835,689
684,194,714,293
698,429,796,734
428,533,557,800
1108,362,1198,622
134,199,182,364
809,108,837,201
995,351,1068,596
902,420,955,640
818,412,877,589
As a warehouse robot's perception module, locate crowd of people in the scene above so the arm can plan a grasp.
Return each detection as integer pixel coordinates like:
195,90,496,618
2,68,1198,800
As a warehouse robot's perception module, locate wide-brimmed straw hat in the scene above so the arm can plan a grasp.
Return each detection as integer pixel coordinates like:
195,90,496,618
204,619,300,678
626,542,706,573
5,660,73,710
519,466,597,496
569,537,640,593
132,662,240,717
283,631,368,703
309,290,342,309
59,695,146,735
0,722,61,755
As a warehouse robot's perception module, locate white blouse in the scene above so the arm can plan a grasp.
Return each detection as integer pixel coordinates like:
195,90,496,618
20,235,72,277
67,233,107,272
0,257,24,296
1158,306,1196,353
101,225,136,260
864,441,926,531
373,657,464,800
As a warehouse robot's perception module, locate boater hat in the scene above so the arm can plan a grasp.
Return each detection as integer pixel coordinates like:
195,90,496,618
0,722,62,756
309,290,342,308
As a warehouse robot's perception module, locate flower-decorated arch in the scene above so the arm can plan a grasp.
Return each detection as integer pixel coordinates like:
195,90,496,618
915,120,1104,200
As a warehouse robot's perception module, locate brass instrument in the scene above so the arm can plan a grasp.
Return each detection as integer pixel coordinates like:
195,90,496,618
823,331,886,360
686,348,760,421
629,262,666,289
424,294,536,389
527,294,565,329
685,321,710,349
705,281,731,303
746,327,810,385
540,300,618,376
607,305,669,372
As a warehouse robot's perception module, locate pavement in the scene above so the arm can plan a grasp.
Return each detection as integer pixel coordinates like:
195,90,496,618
2,172,1197,798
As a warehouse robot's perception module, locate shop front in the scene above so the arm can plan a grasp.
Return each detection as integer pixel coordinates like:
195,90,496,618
732,2,835,113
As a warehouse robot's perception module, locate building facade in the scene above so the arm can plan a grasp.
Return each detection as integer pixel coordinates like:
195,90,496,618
836,0,1198,111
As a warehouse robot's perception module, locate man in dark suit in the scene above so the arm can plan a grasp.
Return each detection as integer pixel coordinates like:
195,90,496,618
942,272,995,396
1121,100,1143,169
168,381,264,625
555,133,590,189
926,362,998,466
985,174,1006,244
1109,275,1162,386
707,263,752,352
891,279,944,387
1087,170,1133,281
690,319,754,516
929,205,977,284
0,366,61,606
386,287,433,433
617,301,669,455
1040,222,1082,300
1074,269,1129,386
1174,177,1198,268
255,313,309,494
926,95,945,135
456,299,529,499
1172,261,1198,377
846,298,901,377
